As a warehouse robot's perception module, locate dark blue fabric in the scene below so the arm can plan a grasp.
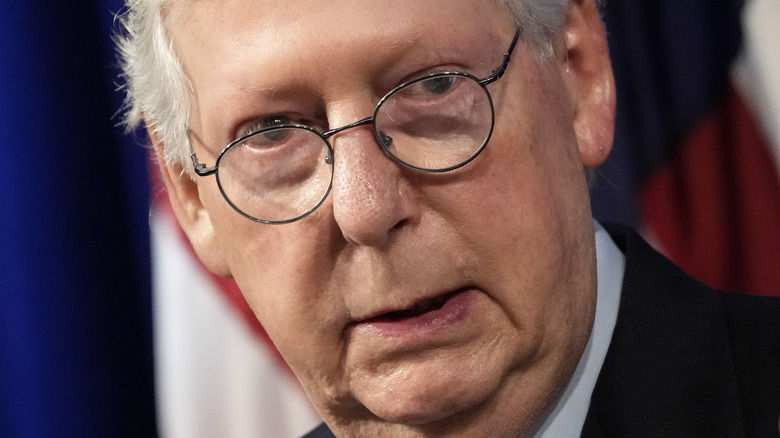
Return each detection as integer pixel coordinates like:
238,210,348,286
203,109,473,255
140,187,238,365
590,0,745,226
0,1,156,437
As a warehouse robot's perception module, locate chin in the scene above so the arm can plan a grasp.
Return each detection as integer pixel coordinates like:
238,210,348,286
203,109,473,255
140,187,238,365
356,365,505,427
368,393,475,426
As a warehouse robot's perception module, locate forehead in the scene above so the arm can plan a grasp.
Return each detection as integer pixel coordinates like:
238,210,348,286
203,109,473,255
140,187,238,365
165,0,514,76
164,0,516,140
166,0,509,36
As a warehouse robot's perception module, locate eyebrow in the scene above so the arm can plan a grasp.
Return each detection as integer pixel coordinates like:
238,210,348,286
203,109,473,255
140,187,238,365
236,83,290,97
228,82,321,110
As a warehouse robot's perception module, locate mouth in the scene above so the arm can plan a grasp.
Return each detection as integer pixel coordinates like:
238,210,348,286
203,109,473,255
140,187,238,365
373,290,463,322
351,287,477,339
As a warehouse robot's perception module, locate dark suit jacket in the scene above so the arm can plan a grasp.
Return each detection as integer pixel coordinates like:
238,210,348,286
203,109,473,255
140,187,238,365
304,224,780,437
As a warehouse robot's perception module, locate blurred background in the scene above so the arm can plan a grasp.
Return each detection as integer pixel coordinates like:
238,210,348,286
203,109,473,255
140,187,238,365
1,0,778,437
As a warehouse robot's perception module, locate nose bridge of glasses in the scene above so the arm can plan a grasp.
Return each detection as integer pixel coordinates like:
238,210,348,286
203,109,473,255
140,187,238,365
322,116,375,140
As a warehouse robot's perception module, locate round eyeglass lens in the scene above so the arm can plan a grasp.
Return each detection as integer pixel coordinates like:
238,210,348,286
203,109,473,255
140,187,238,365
373,73,494,172
215,126,333,223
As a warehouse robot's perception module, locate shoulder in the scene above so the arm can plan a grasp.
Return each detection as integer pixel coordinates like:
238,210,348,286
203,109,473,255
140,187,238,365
603,222,780,368
597,222,780,436
603,222,780,332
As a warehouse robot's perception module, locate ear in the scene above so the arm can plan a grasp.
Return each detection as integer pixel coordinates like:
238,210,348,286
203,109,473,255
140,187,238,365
150,131,232,277
561,0,616,168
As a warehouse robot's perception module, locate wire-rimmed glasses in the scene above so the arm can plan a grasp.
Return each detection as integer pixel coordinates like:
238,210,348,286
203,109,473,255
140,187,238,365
190,30,520,224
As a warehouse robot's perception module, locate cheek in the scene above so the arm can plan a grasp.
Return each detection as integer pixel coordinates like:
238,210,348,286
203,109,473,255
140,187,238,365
472,66,591,249
434,72,595,351
209,212,354,399
220,222,325,329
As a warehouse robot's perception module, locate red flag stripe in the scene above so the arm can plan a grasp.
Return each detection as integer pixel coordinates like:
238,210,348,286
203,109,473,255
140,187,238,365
641,85,780,296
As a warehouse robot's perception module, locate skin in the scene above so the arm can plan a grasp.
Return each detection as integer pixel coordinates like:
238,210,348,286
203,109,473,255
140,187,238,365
156,0,615,436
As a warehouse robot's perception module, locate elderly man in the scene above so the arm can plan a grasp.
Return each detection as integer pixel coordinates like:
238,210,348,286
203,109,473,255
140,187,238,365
116,0,780,436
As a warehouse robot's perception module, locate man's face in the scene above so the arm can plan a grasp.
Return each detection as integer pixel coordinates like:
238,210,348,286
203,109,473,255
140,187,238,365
162,0,614,436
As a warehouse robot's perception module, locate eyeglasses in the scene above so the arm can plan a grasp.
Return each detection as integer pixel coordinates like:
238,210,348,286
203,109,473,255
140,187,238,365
190,30,520,224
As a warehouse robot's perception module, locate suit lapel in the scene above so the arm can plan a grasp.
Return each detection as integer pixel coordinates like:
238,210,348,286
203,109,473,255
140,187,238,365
580,411,607,438
584,224,746,437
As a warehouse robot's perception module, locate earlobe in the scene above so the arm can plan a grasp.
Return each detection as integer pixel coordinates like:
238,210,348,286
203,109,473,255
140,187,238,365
150,131,232,277
562,0,616,169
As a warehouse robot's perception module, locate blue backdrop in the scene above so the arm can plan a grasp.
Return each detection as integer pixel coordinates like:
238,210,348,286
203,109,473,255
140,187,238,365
0,1,156,437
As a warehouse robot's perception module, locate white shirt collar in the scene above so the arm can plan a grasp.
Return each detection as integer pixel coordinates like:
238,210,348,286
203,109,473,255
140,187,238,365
533,220,625,437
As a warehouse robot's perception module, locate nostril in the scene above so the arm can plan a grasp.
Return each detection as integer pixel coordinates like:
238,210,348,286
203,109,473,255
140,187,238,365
391,217,410,234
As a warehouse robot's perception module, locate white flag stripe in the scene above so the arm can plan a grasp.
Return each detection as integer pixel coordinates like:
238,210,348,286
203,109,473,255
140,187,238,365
739,0,780,170
151,207,320,438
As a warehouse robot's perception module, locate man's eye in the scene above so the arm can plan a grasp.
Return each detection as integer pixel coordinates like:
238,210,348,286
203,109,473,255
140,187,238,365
257,115,292,131
422,76,455,95
398,75,460,102
259,127,291,143
239,115,291,136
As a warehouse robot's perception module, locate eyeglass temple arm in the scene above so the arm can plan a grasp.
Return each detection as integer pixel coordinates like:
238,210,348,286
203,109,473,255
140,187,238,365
188,133,217,176
480,29,521,85
190,153,216,176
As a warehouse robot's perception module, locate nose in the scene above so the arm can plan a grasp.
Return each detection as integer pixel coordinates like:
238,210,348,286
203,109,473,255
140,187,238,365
329,125,417,248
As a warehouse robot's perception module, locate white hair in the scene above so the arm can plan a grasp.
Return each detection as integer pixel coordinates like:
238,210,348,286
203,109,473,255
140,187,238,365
116,0,190,169
115,0,575,174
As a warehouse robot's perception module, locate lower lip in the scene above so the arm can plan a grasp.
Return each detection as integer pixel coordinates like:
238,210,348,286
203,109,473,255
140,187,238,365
356,289,478,338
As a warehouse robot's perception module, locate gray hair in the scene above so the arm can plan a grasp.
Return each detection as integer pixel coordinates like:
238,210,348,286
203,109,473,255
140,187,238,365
115,0,573,173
